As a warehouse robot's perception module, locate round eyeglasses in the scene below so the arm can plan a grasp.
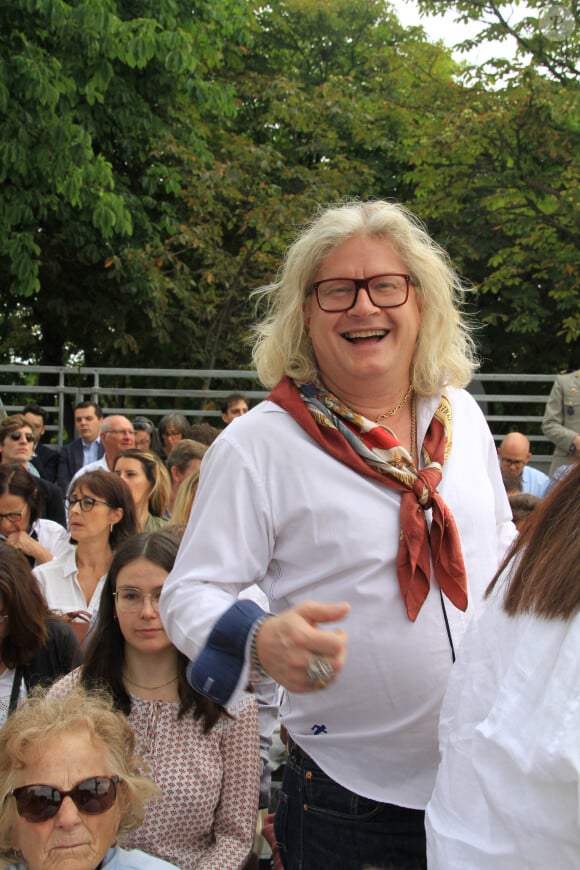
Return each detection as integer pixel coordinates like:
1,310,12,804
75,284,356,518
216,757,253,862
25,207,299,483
113,588,162,613
8,431,35,443
0,510,25,524
65,496,113,512
311,273,412,312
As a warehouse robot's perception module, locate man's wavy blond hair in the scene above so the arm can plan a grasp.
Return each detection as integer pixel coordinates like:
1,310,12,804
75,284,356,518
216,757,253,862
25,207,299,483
252,200,478,396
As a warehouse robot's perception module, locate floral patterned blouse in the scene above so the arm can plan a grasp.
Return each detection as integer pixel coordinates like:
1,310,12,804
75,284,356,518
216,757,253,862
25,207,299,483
54,670,261,869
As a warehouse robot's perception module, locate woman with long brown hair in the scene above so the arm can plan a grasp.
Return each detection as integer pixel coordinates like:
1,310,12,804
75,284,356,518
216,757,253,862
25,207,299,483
113,449,171,532
33,469,137,620
53,527,260,869
0,543,80,725
427,460,580,868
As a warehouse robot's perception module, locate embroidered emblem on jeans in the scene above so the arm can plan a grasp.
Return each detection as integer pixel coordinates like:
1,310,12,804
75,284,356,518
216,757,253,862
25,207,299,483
311,724,327,735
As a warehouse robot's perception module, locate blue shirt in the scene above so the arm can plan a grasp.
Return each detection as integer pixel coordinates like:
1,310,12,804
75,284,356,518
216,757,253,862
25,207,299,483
82,436,101,466
521,464,550,497
9,845,177,869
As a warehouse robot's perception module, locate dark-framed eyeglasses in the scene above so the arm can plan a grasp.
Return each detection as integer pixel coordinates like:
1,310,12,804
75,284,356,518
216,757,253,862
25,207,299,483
10,775,120,823
0,510,25,524
500,458,525,470
113,588,162,613
105,429,135,437
8,431,35,443
311,273,412,312
65,496,113,512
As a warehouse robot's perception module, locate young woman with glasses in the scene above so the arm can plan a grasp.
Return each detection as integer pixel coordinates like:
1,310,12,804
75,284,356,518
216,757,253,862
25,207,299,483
33,470,137,623
52,527,261,870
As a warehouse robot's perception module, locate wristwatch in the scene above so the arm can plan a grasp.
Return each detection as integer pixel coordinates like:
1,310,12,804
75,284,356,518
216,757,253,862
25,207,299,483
249,615,272,678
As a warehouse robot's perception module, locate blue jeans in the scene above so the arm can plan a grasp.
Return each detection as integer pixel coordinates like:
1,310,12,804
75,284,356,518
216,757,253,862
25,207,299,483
274,744,426,870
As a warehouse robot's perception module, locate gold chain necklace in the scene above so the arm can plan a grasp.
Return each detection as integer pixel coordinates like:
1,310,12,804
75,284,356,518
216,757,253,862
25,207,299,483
375,384,414,422
123,673,178,691
410,394,417,466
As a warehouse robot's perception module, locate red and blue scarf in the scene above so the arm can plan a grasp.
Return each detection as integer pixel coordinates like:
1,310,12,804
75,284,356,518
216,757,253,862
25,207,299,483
268,377,468,621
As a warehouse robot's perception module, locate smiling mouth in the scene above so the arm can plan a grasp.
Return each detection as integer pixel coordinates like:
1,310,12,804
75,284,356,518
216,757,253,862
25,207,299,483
342,329,388,343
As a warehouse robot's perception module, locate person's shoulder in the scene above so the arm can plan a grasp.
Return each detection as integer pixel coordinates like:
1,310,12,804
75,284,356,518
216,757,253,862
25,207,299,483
104,846,178,868
37,477,56,492
440,385,487,421
33,547,76,580
525,465,549,482
48,667,82,699
44,617,80,646
34,517,69,536
60,437,81,453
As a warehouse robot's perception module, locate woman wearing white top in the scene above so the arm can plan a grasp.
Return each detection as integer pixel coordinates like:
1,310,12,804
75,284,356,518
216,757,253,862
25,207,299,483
426,460,580,869
0,465,71,566
33,470,137,619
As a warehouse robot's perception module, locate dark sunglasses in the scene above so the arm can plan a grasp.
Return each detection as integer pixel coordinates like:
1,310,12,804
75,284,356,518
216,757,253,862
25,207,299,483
8,431,35,443
10,775,120,823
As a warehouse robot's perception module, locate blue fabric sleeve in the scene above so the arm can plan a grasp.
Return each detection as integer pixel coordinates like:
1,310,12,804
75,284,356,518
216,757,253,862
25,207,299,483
186,598,268,705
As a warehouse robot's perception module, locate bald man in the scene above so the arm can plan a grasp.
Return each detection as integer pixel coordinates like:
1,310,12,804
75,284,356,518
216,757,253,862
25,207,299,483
498,432,550,497
67,414,135,493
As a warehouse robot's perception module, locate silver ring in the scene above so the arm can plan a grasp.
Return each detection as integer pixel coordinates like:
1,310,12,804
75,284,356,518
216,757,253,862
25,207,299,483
306,654,334,688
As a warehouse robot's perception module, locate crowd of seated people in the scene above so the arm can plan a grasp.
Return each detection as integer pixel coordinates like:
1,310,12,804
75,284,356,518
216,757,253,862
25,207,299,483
0,392,266,870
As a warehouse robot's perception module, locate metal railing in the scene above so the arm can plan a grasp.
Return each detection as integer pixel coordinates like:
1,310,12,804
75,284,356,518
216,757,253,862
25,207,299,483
0,365,559,470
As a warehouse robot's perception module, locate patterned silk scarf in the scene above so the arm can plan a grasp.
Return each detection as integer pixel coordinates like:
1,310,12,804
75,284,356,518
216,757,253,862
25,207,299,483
268,377,468,621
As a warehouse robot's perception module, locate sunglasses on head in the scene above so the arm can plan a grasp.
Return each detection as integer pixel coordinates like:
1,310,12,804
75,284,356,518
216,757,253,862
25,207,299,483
10,775,120,823
8,432,35,443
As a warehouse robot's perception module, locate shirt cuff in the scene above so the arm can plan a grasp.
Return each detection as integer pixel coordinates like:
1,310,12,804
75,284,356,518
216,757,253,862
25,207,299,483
186,598,268,706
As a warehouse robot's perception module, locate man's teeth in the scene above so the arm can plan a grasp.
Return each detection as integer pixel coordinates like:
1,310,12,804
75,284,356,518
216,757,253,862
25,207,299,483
343,329,387,340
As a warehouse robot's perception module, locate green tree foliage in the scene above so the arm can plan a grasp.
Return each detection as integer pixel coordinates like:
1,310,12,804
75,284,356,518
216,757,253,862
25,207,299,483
0,0,578,377
409,1,579,371
144,0,464,372
0,0,253,366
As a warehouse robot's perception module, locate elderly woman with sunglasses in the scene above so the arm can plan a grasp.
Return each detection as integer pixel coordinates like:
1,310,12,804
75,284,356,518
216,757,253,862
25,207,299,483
0,684,177,869
33,471,137,623
0,417,66,529
160,200,516,870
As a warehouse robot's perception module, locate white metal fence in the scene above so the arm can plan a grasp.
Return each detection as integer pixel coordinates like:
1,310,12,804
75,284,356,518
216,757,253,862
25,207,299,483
0,365,560,470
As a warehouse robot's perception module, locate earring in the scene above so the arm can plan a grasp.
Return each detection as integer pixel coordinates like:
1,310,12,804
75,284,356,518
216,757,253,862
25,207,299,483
110,524,114,534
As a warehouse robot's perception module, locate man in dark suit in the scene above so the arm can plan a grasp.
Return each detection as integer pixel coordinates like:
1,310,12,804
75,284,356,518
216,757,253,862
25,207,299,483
22,404,60,483
57,401,104,493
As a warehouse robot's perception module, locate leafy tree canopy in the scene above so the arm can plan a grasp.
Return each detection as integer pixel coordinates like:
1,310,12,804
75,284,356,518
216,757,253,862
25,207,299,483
0,0,578,377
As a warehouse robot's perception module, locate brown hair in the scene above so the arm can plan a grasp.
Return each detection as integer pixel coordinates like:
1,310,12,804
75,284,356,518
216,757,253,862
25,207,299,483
70,470,138,548
113,449,171,518
487,462,580,619
0,465,42,527
0,415,33,446
0,544,50,667
83,527,226,731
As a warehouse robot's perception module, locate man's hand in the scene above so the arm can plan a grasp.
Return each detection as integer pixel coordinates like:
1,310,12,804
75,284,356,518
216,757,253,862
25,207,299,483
255,600,350,692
